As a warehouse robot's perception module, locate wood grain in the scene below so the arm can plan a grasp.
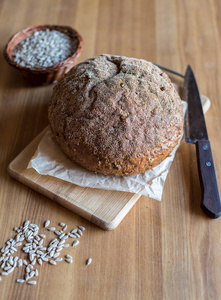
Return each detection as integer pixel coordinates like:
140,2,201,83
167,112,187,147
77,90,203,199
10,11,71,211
1,0,221,299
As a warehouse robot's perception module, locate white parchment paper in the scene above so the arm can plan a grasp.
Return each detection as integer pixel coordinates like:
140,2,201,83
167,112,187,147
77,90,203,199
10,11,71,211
27,101,187,201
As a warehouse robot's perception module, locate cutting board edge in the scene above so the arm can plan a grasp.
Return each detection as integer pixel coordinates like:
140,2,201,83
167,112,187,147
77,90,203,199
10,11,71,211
8,160,142,231
91,192,141,230
7,164,96,225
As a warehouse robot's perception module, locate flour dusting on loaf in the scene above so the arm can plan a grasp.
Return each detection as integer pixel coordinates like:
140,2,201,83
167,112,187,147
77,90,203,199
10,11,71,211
48,54,184,176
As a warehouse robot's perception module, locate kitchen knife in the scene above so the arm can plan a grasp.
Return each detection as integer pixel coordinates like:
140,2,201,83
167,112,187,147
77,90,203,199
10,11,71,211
184,65,221,218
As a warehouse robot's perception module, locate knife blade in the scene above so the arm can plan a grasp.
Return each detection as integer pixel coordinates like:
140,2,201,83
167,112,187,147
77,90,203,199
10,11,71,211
184,65,221,218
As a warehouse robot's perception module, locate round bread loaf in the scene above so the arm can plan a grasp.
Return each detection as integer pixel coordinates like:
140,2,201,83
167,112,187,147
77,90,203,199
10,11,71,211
48,54,184,176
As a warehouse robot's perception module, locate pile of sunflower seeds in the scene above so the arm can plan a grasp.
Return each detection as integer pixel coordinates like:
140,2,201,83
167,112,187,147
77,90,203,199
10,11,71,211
12,29,77,68
0,220,90,285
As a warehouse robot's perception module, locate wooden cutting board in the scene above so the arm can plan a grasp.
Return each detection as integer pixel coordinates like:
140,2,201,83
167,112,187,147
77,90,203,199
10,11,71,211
8,127,141,230
7,95,210,231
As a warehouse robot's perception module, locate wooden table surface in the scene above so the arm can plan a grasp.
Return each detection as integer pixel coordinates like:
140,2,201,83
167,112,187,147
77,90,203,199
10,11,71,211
1,0,221,299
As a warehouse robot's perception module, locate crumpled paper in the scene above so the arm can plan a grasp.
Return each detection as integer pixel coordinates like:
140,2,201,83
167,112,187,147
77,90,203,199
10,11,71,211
27,101,187,201
27,129,181,200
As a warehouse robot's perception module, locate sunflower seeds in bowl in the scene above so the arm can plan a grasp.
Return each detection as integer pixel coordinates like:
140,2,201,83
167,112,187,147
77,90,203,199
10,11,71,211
4,25,83,85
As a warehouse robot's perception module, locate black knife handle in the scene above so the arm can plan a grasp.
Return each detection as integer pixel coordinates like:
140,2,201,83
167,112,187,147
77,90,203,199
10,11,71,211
196,140,221,218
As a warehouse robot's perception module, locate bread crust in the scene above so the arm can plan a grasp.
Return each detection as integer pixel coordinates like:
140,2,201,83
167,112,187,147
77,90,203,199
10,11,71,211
48,55,184,176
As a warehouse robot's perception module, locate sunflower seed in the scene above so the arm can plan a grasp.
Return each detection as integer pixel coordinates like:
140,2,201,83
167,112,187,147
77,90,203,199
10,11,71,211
29,271,35,278
17,279,25,283
56,246,63,252
31,258,36,266
25,273,30,281
55,257,63,262
78,225,85,231
47,227,55,231
18,259,23,267
71,229,78,234
65,258,72,263
59,222,65,227
59,233,65,239
86,258,92,265
63,244,69,248
23,260,28,265
9,257,13,265
18,236,24,242
14,242,22,247
47,246,53,252
44,220,50,228
27,280,36,285
58,240,65,246
29,254,35,261
63,225,67,231
41,256,48,262
49,260,56,265
53,252,60,258
50,238,58,245
49,250,55,258
77,229,83,236
35,269,39,276
38,234,46,238
7,267,14,274
38,239,43,245
1,271,8,276
65,254,72,259
17,235,25,242
3,249,9,255
72,240,79,247
69,234,77,238
37,258,42,265
22,227,28,233
35,235,40,241
24,220,30,227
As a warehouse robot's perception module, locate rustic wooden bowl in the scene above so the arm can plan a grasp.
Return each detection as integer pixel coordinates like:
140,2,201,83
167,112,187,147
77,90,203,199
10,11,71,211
4,25,83,85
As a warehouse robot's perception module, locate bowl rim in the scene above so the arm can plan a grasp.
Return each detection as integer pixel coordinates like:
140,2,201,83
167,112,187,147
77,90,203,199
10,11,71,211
4,24,83,74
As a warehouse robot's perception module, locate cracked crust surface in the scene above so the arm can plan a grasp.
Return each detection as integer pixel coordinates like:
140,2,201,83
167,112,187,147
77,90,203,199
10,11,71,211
48,54,184,176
